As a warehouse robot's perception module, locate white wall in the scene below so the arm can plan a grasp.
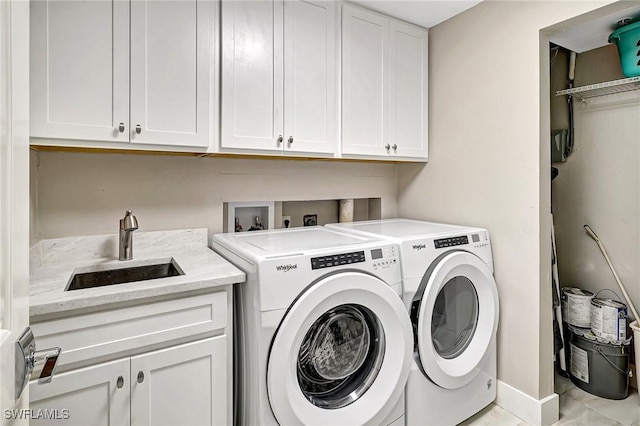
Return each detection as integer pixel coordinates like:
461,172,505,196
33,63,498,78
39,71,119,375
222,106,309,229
31,151,398,240
397,0,620,404
552,46,640,324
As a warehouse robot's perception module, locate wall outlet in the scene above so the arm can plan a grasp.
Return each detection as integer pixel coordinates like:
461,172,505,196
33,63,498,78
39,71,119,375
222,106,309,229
282,216,291,228
303,214,317,226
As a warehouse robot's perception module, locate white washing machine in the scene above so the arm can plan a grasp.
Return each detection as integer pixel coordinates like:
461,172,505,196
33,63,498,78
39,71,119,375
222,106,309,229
326,219,499,425
211,227,413,426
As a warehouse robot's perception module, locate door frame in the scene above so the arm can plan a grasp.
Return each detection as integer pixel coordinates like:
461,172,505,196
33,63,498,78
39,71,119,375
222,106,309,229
0,0,31,422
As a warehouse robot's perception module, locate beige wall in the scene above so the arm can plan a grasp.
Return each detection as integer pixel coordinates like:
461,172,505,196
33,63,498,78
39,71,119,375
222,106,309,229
552,45,640,326
398,0,619,401
31,151,398,240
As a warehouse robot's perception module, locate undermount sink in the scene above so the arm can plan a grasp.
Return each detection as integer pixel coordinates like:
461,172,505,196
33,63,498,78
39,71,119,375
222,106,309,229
66,258,184,291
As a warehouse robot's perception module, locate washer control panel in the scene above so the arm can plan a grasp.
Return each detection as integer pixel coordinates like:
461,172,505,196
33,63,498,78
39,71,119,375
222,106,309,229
310,246,398,270
371,246,398,270
311,251,365,270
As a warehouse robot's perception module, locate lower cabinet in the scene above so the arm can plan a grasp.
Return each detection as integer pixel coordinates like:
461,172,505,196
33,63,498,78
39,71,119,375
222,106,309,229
131,337,227,425
30,358,130,425
30,336,227,426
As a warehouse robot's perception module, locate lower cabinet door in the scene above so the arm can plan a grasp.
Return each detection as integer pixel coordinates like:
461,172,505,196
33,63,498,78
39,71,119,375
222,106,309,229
130,336,228,426
30,358,130,426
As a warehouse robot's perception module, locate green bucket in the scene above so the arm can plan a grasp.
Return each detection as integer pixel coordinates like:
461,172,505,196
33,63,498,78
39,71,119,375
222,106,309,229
609,21,640,78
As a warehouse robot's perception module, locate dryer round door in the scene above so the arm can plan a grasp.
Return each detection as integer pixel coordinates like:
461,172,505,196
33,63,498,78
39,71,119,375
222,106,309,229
414,251,499,390
267,271,413,426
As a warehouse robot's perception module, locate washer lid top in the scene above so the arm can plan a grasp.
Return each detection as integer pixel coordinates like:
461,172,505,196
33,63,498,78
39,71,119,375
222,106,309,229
329,218,479,239
213,227,379,258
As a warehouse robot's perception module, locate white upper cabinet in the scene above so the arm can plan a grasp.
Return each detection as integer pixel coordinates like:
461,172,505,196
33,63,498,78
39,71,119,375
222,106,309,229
221,0,336,156
30,0,213,150
30,0,130,143
130,0,212,147
342,5,389,157
221,0,281,152
342,4,428,161
30,0,426,160
284,0,337,154
389,20,428,159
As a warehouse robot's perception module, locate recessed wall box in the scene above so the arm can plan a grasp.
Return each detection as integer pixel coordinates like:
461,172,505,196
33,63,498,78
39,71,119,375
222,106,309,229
224,201,275,233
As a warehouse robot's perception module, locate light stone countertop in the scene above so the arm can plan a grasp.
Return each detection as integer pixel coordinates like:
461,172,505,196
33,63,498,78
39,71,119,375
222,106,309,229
29,228,245,321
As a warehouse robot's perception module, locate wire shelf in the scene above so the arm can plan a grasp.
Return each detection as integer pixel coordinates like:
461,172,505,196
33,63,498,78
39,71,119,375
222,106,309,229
555,77,640,101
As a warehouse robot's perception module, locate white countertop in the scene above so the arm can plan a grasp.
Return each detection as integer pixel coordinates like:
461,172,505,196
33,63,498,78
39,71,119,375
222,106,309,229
30,228,245,321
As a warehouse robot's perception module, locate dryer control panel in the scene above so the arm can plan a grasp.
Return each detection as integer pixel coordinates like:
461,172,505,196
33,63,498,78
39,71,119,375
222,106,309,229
434,235,469,249
434,232,491,250
471,231,491,249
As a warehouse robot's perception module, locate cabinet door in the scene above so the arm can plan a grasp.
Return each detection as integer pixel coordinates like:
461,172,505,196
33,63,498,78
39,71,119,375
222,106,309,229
389,21,428,160
130,0,212,148
221,0,284,152
30,0,129,142
130,336,228,426
30,358,130,426
283,0,336,154
341,4,389,157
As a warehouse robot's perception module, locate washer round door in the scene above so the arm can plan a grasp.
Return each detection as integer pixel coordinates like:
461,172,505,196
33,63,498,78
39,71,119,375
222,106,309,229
414,251,499,390
267,271,413,426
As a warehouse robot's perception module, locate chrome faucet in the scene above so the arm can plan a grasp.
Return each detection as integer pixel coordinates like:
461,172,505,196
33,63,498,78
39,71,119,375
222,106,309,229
119,210,139,261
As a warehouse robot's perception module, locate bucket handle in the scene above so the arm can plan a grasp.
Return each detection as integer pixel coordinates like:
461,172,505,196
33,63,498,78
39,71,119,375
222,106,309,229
594,288,624,303
595,346,633,378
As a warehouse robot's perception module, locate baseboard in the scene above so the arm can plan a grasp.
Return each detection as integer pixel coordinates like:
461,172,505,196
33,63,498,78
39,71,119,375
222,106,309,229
496,380,559,426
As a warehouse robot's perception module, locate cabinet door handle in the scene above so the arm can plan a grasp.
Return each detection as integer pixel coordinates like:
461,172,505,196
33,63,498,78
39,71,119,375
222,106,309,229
137,371,144,383
118,123,125,133
135,124,142,135
116,376,124,389
385,144,390,150
277,135,283,144
392,144,397,150
288,136,293,144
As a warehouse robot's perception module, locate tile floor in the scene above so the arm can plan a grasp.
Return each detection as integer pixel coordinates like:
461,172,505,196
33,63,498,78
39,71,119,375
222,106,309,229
460,374,640,425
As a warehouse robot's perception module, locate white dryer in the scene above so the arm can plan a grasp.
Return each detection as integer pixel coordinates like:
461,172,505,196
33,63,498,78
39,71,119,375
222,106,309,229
211,227,413,426
326,219,499,425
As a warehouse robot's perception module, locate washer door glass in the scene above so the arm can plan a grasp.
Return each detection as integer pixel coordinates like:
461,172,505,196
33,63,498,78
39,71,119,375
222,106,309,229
267,271,413,426
431,276,478,359
297,304,385,409
414,251,499,389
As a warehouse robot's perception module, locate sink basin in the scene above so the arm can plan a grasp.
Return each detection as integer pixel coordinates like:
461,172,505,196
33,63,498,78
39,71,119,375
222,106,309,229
66,259,184,291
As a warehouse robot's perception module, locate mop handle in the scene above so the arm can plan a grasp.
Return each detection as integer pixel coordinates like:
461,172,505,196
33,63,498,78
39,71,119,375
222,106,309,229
584,224,640,321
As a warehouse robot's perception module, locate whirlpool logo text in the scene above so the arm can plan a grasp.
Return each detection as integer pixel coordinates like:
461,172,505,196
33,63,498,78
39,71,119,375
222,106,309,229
412,244,426,251
275,264,298,272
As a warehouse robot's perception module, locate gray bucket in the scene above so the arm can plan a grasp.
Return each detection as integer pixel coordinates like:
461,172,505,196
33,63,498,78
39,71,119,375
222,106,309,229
567,325,631,400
